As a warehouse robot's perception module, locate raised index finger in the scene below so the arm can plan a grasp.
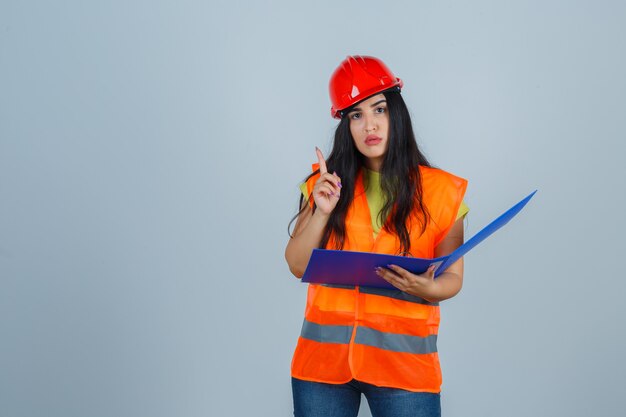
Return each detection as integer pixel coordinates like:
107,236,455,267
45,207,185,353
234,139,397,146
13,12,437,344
315,147,328,174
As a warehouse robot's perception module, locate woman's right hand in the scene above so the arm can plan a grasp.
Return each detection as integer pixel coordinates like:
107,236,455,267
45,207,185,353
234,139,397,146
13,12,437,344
284,147,340,277
312,147,342,215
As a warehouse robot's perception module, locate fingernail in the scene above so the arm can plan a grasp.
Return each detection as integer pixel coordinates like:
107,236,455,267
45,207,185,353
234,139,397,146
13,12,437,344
337,182,342,188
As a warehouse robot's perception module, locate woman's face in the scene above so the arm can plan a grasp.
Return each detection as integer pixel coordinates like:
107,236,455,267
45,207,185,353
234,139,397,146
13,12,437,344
346,93,389,171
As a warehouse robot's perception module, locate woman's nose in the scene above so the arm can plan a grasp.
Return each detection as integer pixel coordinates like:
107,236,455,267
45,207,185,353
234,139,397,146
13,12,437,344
364,114,377,132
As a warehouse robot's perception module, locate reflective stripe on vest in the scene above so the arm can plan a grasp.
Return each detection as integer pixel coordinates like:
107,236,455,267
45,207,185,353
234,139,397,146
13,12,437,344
359,286,439,306
291,165,467,393
301,318,438,354
355,327,438,354
322,284,439,306
300,319,352,344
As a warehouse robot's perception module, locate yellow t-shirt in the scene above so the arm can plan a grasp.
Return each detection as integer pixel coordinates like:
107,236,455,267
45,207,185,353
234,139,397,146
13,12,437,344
300,168,469,238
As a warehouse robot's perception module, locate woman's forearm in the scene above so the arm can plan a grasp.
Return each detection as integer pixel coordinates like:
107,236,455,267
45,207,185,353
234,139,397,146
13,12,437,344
285,210,330,278
420,271,463,302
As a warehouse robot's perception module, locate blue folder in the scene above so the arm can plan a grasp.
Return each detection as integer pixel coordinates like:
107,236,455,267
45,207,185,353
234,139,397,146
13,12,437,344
301,190,537,289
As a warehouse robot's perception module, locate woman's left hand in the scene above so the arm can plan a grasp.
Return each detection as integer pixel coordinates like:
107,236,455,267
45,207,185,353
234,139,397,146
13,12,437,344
375,264,437,299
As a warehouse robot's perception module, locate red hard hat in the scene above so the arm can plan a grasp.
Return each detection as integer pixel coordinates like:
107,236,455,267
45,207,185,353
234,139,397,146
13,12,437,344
329,55,403,119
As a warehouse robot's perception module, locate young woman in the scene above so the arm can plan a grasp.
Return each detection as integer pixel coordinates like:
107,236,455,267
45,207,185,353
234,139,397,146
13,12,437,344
285,55,468,417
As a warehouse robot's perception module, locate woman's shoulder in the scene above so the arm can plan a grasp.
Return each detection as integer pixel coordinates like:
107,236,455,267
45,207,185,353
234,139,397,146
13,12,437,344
418,165,467,191
418,166,468,232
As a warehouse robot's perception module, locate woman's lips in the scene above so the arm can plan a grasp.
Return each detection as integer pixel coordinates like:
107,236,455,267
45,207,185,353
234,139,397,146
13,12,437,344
365,135,382,146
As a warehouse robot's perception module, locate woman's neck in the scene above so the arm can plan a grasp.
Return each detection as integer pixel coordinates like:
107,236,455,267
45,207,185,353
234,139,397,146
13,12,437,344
364,157,383,172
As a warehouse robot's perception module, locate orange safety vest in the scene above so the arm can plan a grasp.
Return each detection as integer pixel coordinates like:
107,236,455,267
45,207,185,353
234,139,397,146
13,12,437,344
291,165,467,392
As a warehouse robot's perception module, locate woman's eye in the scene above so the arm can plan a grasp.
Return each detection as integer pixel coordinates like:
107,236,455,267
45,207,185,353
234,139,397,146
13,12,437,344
375,107,386,114
350,112,361,120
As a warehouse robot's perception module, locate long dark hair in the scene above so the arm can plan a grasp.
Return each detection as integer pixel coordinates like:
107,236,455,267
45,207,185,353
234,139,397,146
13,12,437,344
289,89,431,255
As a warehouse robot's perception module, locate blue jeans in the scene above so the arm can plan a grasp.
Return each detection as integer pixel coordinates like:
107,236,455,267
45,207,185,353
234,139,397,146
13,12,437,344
292,378,441,417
